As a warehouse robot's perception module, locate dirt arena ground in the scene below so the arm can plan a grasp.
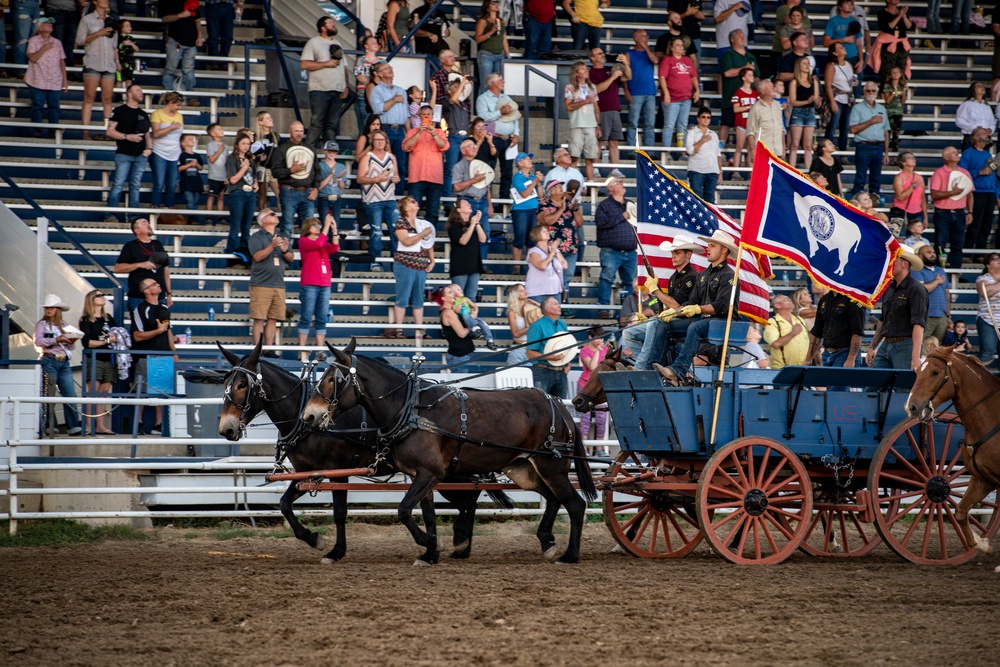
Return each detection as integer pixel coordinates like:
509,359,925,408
1,520,997,667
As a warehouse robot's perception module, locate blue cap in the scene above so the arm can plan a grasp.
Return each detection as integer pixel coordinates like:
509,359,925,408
514,152,534,165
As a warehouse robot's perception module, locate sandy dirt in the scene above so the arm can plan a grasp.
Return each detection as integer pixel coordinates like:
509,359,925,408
1,520,998,667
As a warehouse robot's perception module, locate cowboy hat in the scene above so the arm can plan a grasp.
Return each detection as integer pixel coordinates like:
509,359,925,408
41,294,69,311
498,97,522,123
542,332,579,368
625,201,639,226
659,234,705,254
469,159,496,186
447,71,473,102
910,241,932,257
898,243,924,271
948,170,974,201
149,251,169,268
697,229,739,255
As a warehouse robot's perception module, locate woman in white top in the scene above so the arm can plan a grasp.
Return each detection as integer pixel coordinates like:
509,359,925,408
149,91,185,208
685,107,722,203
75,0,118,140
823,42,854,153
392,195,436,342
524,225,567,303
976,251,1000,368
956,82,996,151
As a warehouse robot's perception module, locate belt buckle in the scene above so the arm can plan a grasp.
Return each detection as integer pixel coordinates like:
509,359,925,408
327,194,339,201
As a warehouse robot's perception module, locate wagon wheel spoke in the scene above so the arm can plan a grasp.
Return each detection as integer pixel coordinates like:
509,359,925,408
937,423,956,475
903,427,934,478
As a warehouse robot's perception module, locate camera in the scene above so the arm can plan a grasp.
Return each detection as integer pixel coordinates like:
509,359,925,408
104,15,119,33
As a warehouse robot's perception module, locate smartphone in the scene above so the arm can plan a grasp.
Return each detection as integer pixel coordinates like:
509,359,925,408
421,116,431,128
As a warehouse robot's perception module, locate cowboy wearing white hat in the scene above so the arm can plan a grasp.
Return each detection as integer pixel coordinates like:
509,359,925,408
34,293,81,436
526,296,574,398
865,243,929,372
651,229,739,385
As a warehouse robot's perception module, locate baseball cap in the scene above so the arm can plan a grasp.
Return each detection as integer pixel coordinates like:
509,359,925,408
323,140,342,152
514,152,534,165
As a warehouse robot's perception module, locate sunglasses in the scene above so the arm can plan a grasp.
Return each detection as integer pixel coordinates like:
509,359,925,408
94,293,105,298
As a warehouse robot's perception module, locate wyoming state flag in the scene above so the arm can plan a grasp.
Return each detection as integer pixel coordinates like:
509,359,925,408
740,143,901,308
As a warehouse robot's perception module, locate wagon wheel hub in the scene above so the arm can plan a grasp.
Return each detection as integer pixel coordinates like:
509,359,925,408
743,489,769,516
925,475,951,504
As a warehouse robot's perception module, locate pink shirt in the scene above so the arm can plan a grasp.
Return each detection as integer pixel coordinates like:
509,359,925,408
890,171,925,214
578,344,608,388
929,165,973,210
658,55,696,102
25,35,65,91
298,235,340,286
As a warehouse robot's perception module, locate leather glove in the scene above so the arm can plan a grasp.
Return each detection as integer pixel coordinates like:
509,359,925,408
680,304,703,318
657,308,677,322
642,275,659,293
635,311,648,323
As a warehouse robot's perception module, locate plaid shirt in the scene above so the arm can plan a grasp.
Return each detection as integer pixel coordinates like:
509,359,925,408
594,196,637,251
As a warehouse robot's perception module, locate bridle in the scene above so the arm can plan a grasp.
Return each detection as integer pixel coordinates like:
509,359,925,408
574,357,616,411
222,361,311,439
915,352,959,422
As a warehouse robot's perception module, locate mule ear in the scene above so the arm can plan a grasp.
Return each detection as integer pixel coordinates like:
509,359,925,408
611,344,624,362
327,340,352,366
344,337,357,356
615,362,629,371
217,341,242,367
246,337,264,367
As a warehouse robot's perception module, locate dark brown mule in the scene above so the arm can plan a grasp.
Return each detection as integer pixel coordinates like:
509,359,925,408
302,339,598,565
217,339,507,562
906,345,1000,556
571,344,627,414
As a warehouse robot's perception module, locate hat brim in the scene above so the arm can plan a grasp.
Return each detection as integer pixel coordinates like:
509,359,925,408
542,334,579,367
697,235,739,255
900,254,924,271
659,240,705,254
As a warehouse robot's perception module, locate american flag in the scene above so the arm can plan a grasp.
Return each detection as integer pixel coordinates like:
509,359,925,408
634,151,773,324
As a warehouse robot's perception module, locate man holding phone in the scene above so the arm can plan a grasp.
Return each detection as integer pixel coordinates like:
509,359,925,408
249,209,294,357
402,105,449,230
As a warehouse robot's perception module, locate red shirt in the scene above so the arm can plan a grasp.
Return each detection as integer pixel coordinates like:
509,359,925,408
589,67,621,112
658,56,696,102
730,87,758,129
298,235,340,286
524,0,556,23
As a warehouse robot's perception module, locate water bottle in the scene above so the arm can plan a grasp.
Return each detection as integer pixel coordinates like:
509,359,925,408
783,273,789,287
184,327,192,344
208,305,215,321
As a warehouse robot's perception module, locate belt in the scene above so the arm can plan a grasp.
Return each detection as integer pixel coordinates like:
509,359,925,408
449,130,468,136
282,185,310,191
883,335,909,343
825,346,844,353
385,124,405,130
44,354,68,362
241,184,254,192
858,141,884,146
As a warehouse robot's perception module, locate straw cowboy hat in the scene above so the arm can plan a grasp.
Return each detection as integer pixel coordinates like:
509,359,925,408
898,243,924,271
697,229,740,255
542,332,579,368
469,159,496,186
659,234,705,254
41,294,69,311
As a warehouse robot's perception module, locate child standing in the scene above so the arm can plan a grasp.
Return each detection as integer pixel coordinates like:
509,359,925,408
407,80,437,129
882,67,907,152
578,326,609,448
205,123,229,216
117,20,139,89
730,67,758,177
178,133,205,224
318,140,349,232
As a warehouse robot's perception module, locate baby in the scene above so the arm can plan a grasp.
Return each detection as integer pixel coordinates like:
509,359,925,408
448,285,498,351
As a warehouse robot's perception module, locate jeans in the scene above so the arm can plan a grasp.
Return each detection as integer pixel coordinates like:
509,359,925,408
848,143,884,200
41,355,79,433
443,134,463,197
149,154,178,208
688,172,719,204
446,353,474,371
354,94,370,137
506,345,528,366
452,273,481,300
13,0,39,65
364,200,399,258
408,180,443,230
182,190,202,223
635,317,693,370
825,101,853,152
662,100,692,148
934,208,966,269
872,338,914,370
622,321,647,358
28,86,60,127
383,126,408,185
977,317,998,366
627,94,657,148
162,36,197,92
225,188,256,251
667,317,713,377
511,208,535,250
308,89,345,148
951,0,973,34
318,196,343,229
571,22,601,51
393,262,427,308
298,283,331,336
492,134,514,209
477,51,505,89
823,348,863,368
532,364,568,398
279,188,316,238
48,7,80,68
523,16,552,60
562,250,578,294
463,196,491,261
968,192,996,250
459,312,494,342
204,2,235,58
107,153,148,214
597,247,637,305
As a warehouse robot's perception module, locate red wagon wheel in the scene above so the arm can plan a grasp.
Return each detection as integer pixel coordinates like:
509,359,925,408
696,436,813,565
602,451,704,558
798,484,883,558
868,415,1000,565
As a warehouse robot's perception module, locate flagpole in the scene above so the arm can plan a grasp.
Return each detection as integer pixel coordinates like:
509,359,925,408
709,245,744,447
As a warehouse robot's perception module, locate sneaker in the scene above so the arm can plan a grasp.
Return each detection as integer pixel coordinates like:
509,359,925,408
345,228,361,238
610,169,626,178
471,326,484,340
188,98,202,107
150,423,162,435
67,426,82,436
598,310,611,320
486,341,499,351
370,262,382,272
337,281,345,292
730,172,744,182
562,310,576,319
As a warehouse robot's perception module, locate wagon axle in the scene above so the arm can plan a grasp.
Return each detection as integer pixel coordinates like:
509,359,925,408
743,489,769,516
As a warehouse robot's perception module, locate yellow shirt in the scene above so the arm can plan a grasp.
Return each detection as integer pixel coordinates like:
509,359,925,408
574,0,604,28
763,314,810,369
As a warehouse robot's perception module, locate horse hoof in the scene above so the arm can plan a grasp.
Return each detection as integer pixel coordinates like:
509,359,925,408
448,550,471,560
453,539,470,553
320,557,337,565
542,546,559,562
555,555,578,565
413,559,434,567
312,535,328,553
610,543,626,555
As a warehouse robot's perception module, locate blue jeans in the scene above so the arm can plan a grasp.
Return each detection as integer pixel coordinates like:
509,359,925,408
225,188,256,251
452,273,480,299
204,2,235,58
318,196,343,229
408,180,443,229
279,188,316,238
492,134,514,207
41,355,79,433
459,312,494,342
446,353,474,371
662,100,692,148
383,126,408,185
823,348,863,391
597,247,637,305
149,154,178,208
951,0,973,34
162,36,197,92
298,283,331,336
825,101,853,152
523,16,552,60
48,7,80,68
511,208,535,250
688,172,719,204
477,51,505,90
926,0,942,34
28,86,60,127
934,208,966,269
849,142,884,200
308,89,344,148
532,364,568,398
627,94,657,147
182,190,202,224
506,346,528,366
443,134,463,197
354,94,370,137
393,262,427,309
872,338,914,370
107,153,148,214
635,317,693,370
13,0,39,65
562,251,578,294
364,200,399,258
668,318,713,377
571,22,601,51
622,321,647,358
977,318,998,367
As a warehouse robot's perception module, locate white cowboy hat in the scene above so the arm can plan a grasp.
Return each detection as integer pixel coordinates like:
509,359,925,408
542,333,579,368
469,159,496,186
285,144,316,181
659,234,705,254
447,71,473,102
625,201,640,226
898,243,924,271
948,170,974,201
41,294,69,311
697,229,740,255
498,97,522,123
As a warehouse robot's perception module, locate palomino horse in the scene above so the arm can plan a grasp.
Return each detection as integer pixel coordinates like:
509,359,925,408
217,340,510,562
905,346,1000,557
302,339,598,564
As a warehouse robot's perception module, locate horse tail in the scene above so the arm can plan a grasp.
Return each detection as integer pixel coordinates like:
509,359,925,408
573,422,598,501
486,489,516,510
